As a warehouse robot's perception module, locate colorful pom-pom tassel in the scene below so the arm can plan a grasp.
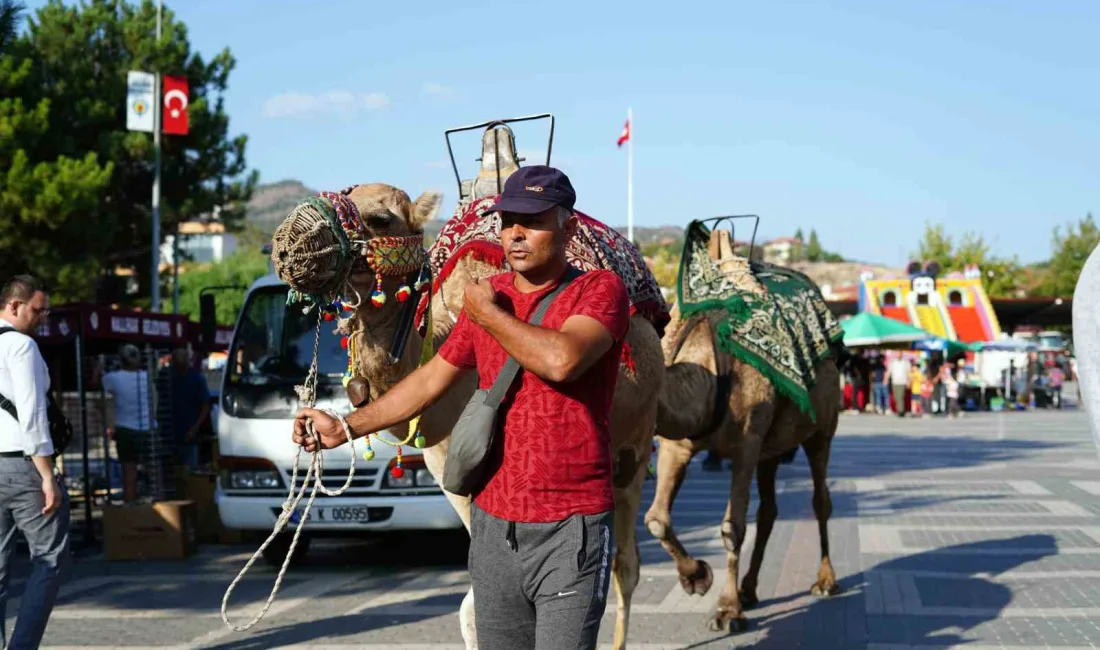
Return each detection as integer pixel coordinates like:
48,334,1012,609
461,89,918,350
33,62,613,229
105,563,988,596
391,466,405,479
370,289,386,307
413,432,426,449
340,337,349,350
363,447,375,461
395,285,412,302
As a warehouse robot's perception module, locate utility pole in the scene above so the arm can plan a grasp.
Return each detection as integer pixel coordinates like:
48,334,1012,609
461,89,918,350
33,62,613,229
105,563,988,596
150,0,163,311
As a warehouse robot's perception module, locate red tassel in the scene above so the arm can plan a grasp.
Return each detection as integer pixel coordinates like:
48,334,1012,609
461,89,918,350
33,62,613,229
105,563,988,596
621,343,636,375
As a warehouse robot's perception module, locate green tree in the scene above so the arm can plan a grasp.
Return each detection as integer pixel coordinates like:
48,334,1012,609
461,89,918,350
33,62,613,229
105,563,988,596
1,0,23,51
806,229,824,262
914,222,954,266
911,222,1027,298
794,227,804,243
175,248,269,325
0,0,114,301
1,0,257,305
645,247,680,292
1041,213,1100,297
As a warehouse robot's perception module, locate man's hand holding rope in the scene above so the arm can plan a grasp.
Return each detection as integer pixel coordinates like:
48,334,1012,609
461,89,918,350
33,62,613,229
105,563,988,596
293,408,352,451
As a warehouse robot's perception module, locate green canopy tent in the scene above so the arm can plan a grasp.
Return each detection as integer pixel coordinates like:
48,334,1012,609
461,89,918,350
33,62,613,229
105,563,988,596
840,312,935,349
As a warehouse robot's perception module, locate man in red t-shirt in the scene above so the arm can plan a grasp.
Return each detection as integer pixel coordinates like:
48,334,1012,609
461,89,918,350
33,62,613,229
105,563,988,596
294,166,630,650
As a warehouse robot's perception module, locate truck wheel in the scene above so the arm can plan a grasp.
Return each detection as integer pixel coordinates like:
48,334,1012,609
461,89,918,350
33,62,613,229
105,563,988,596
261,532,311,567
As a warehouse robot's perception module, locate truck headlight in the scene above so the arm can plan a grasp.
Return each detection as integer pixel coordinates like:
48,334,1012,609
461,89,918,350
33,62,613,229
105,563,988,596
385,470,415,489
228,470,282,490
415,469,437,487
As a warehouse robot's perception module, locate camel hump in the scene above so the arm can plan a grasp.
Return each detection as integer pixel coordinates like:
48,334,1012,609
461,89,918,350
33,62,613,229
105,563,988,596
462,125,522,201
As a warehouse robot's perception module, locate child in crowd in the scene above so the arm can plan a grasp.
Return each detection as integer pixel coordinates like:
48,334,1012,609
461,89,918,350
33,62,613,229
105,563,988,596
909,364,925,416
945,370,961,418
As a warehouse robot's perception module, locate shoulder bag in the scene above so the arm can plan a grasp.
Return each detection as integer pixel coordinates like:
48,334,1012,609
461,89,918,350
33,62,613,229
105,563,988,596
441,267,582,496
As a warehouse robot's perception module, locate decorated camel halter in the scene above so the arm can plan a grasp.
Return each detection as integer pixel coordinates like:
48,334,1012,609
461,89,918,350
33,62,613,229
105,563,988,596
223,187,434,632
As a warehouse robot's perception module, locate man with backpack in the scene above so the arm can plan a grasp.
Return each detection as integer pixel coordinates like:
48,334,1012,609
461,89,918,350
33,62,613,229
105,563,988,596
0,275,70,650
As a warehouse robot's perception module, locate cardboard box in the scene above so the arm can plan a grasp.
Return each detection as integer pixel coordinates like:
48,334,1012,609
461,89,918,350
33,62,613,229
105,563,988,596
184,472,243,545
184,473,220,543
103,500,198,561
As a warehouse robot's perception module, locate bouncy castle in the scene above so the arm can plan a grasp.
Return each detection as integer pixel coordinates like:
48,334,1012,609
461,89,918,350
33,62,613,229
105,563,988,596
858,262,1002,344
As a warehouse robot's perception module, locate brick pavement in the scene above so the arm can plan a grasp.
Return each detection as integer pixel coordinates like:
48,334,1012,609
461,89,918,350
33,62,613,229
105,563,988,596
5,398,1099,648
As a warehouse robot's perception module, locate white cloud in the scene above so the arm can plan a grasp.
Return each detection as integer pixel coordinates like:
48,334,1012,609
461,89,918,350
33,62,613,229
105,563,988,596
421,82,456,98
262,90,390,120
362,92,390,109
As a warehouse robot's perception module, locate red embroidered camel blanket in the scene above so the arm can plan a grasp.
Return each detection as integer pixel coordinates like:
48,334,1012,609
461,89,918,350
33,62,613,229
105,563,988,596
415,196,671,340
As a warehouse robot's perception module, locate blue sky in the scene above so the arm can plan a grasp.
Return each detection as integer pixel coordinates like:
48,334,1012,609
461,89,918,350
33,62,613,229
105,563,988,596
33,0,1100,266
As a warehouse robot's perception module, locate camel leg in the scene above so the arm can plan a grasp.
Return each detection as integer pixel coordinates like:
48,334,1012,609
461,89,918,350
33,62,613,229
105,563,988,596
422,443,477,650
707,437,762,634
737,454,781,609
609,440,650,650
643,437,714,596
803,430,841,598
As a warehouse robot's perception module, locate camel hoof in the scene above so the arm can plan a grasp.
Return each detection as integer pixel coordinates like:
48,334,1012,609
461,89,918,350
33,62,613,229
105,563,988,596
679,559,713,596
645,518,667,540
739,589,759,609
706,610,748,634
810,580,841,598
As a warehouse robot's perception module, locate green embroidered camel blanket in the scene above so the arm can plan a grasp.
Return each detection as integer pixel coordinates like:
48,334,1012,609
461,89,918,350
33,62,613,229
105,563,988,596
675,221,844,420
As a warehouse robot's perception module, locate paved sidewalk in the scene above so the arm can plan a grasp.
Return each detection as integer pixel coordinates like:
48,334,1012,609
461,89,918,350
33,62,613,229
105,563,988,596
5,403,1098,648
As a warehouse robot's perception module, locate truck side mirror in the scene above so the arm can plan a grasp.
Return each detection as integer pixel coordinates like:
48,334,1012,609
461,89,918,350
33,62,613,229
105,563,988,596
200,293,217,347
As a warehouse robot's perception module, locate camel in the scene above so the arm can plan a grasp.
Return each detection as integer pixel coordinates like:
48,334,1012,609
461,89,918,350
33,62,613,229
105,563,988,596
643,226,844,633
272,125,668,650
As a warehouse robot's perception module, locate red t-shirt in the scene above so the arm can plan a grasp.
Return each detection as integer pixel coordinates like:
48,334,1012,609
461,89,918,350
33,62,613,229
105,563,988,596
437,269,630,523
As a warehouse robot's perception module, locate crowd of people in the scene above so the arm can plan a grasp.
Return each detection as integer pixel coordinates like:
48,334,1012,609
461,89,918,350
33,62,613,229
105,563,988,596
842,349,1071,416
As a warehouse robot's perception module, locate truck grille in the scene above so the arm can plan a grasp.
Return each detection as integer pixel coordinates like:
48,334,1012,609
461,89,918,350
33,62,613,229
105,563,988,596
284,467,381,494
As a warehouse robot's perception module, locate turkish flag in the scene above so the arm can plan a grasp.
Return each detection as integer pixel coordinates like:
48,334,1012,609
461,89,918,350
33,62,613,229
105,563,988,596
617,118,630,147
162,75,189,135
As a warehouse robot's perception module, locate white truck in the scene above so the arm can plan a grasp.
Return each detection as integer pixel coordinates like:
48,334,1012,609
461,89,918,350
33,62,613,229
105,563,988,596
203,272,463,565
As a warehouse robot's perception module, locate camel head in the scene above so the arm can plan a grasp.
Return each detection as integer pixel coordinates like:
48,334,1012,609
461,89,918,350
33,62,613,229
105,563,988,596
270,183,443,404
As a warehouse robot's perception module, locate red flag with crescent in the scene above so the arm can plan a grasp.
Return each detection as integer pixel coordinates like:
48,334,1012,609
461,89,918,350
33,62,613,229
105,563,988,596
162,75,189,135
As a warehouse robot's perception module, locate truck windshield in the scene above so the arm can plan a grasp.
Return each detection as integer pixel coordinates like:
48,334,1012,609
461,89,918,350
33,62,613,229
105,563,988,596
220,285,351,420
228,286,347,386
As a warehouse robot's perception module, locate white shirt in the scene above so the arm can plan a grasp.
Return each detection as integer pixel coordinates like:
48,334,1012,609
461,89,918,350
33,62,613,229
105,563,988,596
0,317,54,456
889,358,911,385
102,369,154,431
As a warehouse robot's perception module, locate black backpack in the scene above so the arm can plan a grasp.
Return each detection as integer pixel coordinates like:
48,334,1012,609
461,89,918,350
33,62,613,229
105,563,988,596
0,327,73,456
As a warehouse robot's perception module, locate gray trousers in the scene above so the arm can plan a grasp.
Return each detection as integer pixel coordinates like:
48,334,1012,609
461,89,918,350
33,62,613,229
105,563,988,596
0,456,70,650
469,502,614,650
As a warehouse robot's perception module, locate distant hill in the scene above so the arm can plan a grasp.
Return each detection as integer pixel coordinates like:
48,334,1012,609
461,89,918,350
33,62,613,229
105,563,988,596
245,180,316,235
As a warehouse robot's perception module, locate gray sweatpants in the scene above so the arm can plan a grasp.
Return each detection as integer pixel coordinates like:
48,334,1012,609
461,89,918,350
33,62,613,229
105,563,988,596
469,502,614,650
0,456,70,650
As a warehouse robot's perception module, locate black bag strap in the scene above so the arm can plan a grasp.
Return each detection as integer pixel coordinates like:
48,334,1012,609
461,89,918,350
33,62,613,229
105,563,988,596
0,327,19,422
484,267,583,408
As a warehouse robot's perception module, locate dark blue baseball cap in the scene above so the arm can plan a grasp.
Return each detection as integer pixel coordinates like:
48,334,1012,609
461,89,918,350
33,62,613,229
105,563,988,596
484,165,577,215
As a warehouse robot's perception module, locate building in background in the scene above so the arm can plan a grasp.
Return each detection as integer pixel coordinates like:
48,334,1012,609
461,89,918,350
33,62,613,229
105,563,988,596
161,221,236,266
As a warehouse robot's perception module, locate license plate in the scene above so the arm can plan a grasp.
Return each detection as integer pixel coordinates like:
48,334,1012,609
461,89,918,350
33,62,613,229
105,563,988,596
287,506,371,524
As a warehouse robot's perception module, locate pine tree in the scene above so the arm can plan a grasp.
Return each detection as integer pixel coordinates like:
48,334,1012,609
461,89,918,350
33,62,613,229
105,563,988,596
806,229,824,262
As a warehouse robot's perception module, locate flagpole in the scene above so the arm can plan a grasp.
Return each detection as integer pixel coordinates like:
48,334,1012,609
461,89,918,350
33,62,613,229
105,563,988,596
627,106,634,244
151,0,162,312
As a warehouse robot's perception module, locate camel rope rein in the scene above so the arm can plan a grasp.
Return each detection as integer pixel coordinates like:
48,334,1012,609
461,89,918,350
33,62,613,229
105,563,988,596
221,187,434,632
